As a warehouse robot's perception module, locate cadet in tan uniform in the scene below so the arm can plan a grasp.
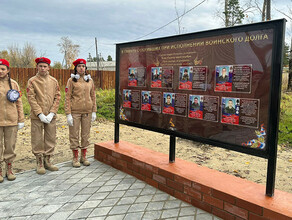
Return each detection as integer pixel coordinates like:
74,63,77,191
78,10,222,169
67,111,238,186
0,59,24,182
27,57,61,174
65,58,96,167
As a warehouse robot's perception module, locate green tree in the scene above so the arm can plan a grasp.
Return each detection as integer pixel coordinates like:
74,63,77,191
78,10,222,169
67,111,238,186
107,55,113,61
87,53,93,62
0,50,9,60
90,56,104,62
51,61,63,69
283,43,289,67
223,0,245,27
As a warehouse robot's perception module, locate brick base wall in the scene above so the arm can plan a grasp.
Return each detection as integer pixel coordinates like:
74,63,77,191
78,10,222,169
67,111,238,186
94,140,292,220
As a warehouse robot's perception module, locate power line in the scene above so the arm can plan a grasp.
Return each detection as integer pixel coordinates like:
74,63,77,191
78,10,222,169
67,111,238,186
80,0,207,49
80,43,95,54
134,0,208,41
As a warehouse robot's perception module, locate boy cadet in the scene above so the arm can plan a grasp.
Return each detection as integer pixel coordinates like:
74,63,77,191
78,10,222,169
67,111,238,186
27,57,61,174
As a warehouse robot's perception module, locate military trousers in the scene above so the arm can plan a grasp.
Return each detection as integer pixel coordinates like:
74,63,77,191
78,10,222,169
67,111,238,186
0,126,18,163
69,113,91,150
31,118,56,156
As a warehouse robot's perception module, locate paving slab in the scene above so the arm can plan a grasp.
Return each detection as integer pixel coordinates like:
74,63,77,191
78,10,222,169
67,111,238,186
0,158,221,219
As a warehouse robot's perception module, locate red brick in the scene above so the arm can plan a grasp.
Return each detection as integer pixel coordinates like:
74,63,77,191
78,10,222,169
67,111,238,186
139,168,153,178
145,177,158,188
236,198,263,215
123,169,133,176
174,191,192,204
212,207,235,220
166,179,184,192
192,182,211,195
191,198,212,213
112,151,122,159
263,209,291,220
103,159,112,166
127,163,139,173
153,174,166,184
203,194,223,209
98,151,107,159
112,163,122,170
224,202,248,220
184,186,202,200
133,159,145,168
116,159,127,168
158,169,174,180
158,183,174,196
249,212,269,220
99,147,112,155
174,175,192,187
235,217,245,220
122,154,133,163
132,171,145,181
107,155,116,163
212,189,236,204
113,153,133,163
144,164,158,174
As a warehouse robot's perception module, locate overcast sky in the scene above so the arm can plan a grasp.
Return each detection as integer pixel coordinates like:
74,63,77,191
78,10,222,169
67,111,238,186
0,0,291,64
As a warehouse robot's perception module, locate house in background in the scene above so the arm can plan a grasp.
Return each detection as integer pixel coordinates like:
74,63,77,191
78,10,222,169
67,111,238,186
87,61,115,71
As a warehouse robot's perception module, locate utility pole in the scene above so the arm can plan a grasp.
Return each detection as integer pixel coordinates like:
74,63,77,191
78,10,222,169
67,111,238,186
266,0,271,20
95,37,102,89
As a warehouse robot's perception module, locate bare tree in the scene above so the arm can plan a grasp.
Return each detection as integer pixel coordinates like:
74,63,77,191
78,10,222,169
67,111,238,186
174,0,186,34
58,37,80,69
274,5,292,91
253,0,267,21
0,43,37,67
20,43,37,67
8,45,22,67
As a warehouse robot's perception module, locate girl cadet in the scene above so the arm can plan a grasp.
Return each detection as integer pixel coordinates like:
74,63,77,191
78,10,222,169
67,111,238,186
65,58,96,167
0,59,24,182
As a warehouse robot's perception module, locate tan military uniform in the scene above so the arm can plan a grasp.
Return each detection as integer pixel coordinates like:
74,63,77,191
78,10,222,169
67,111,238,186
65,77,96,149
27,72,60,156
0,76,24,163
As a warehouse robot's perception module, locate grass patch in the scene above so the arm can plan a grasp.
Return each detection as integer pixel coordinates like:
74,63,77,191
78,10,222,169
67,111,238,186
279,93,292,147
57,87,66,114
95,89,115,120
21,90,30,116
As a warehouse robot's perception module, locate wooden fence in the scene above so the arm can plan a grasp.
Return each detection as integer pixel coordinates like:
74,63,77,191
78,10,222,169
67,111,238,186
9,68,115,89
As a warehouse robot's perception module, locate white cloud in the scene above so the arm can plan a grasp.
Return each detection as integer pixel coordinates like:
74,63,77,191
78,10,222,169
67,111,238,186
0,0,291,63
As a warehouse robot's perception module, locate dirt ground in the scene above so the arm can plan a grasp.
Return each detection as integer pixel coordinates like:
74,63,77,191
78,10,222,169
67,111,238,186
14,114,292,193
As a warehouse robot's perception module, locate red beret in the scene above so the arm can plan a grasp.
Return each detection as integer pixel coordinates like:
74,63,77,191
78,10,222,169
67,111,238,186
73,58,86,66
35,57,51,65
0,59,10,67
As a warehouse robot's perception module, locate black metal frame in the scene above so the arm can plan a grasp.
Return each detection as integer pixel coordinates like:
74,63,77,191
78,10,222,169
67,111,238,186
115,19,286,196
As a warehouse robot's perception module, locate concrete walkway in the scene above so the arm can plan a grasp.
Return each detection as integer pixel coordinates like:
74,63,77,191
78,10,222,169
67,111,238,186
0,158,221,220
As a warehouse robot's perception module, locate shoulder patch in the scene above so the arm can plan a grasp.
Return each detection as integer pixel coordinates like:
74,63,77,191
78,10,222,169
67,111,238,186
65,87,68,93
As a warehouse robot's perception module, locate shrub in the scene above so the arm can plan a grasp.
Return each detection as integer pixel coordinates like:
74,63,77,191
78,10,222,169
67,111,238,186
95,89,115,120
21,89,30,116
57,87,66,114
279,93,292,147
